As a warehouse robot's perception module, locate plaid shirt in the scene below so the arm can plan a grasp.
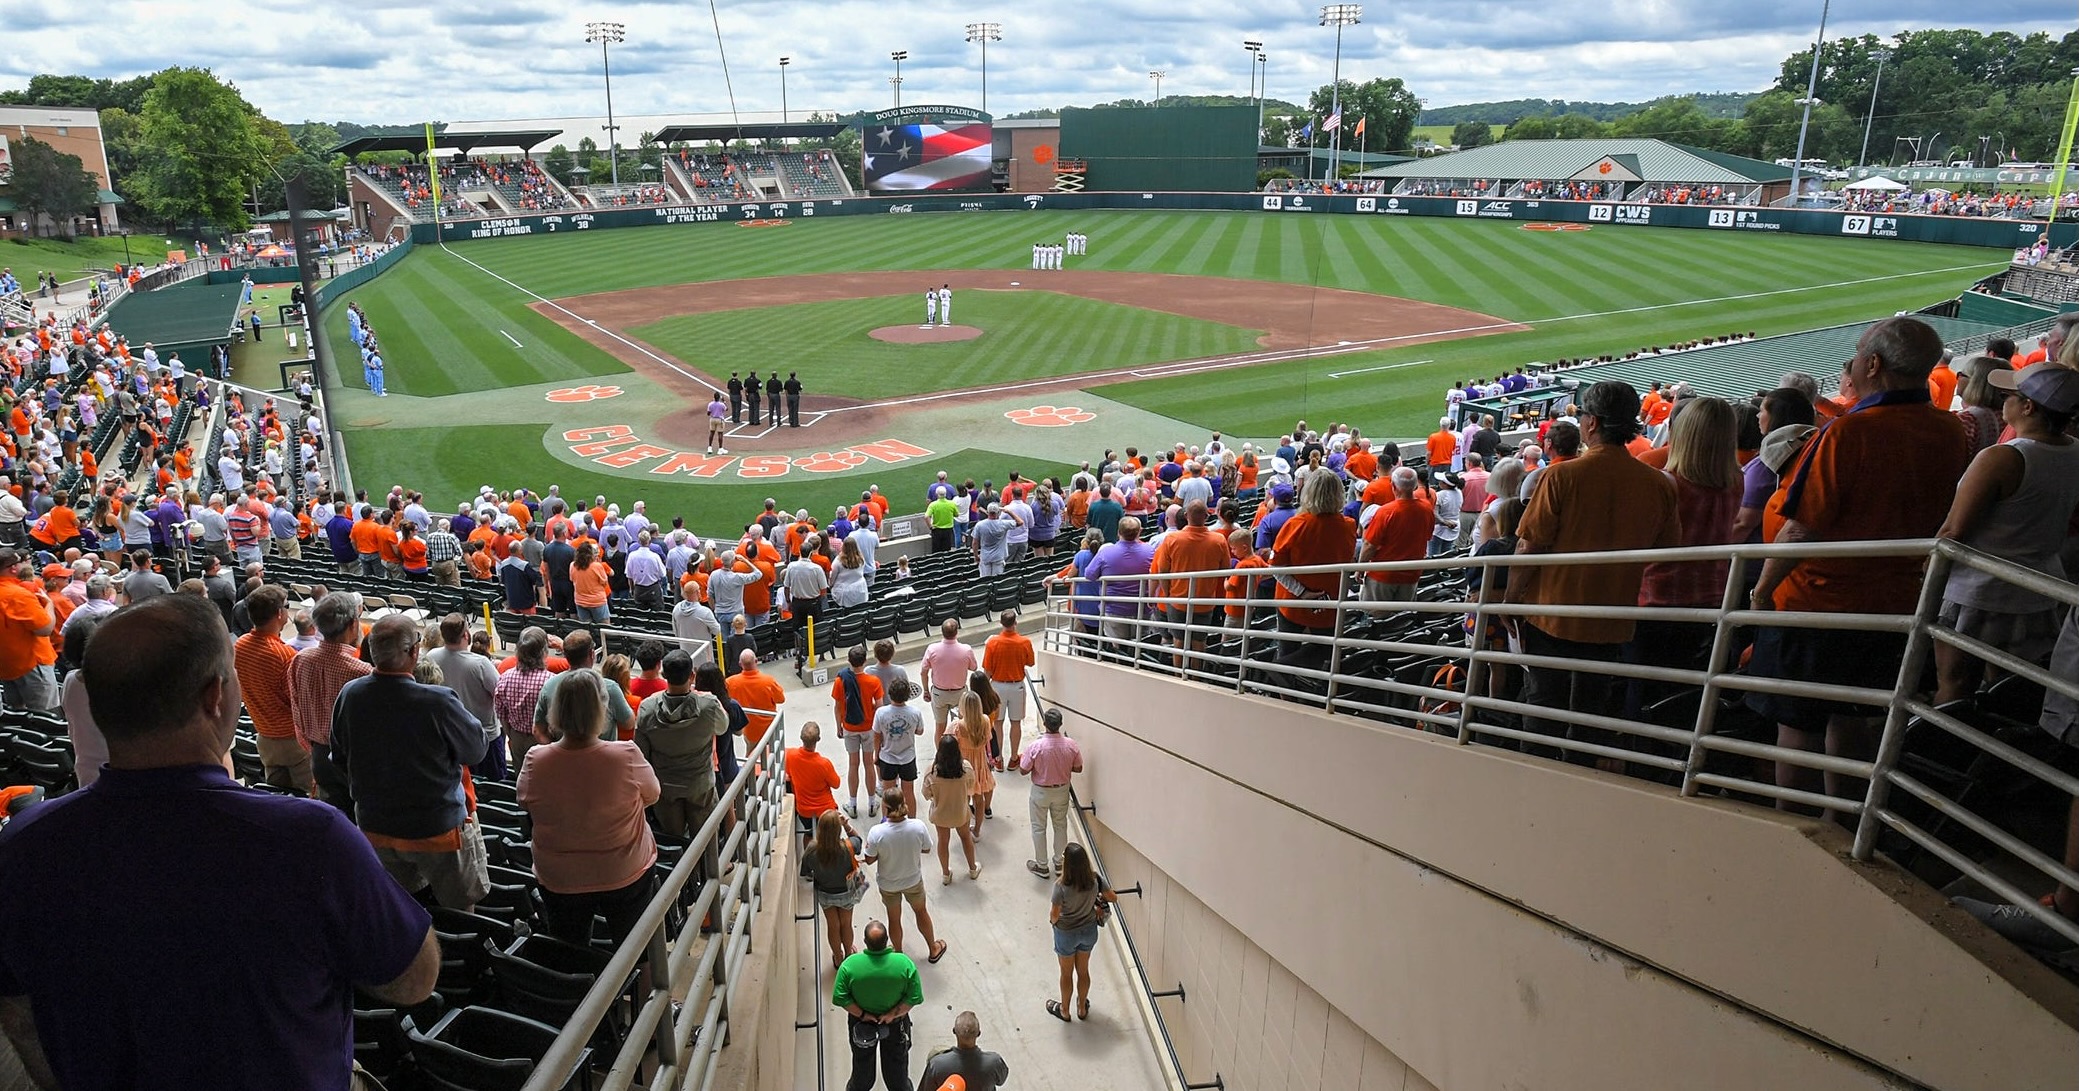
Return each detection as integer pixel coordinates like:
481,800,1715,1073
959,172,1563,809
493,665,553,738
426,531,462,565
287,639,372,747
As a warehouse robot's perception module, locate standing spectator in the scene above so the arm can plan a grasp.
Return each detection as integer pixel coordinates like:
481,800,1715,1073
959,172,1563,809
1358,467,1431,603
232,585,307,792
672,580,722,645
1633,397,1744,678
954,689,998,835
1428,473,1463,557
805,809,867,970
1425,416,1459,471
696,662,747,790
427,518,463,586
1731,388,1817,544
497,547,543,616
1748,318,1970,810
0,595,439,1091
1018,708,1082,879
863,788,947,965
786,722,845,839
330,615,490,911
518,668,661,945
971,504,1017,577
980,612,1035,761
833,920,923,1091
873,679,925,817
1084,516,1156,648
1268,473,1357,665
1083,484,1124,543
571,541,611,623
634,649,727,843
923,735,978,885
1045,842,1117,1024
926,489,959,554
725,647,786,748
1954,355,2013,456
831,536,871,608
1506,381,1680,763
1147,500,1231,670
921,619,978,739
426,613,503,781
832,645,887,816
919,1012,1010,1091
288,591,371,810
494,627,558,770
1933,367,2079,703
627,532,667,608
0,550,54,710
544,524,577,617
783,554,830,665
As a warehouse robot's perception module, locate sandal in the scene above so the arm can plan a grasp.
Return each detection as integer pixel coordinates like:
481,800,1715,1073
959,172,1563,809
928,939,949,964
1078,998,1091,1020
1046,999,1071,1023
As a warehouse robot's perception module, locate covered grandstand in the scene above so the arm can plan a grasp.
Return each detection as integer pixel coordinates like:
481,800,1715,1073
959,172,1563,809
1358,138,1792,204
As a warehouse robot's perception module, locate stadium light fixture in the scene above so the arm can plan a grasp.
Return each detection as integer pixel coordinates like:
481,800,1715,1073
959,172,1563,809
1150,70,1166,107
965,23,1003,115
891,50,909,108
780,56,792,124
1857,48,1890,168
1243,40,1262,101
1319,5,1361,183
1787,0,1829,206
585,21,628,190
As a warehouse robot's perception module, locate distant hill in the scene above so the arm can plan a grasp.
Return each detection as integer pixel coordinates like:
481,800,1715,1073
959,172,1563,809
1419,93,1758,126
1004,95,1305,121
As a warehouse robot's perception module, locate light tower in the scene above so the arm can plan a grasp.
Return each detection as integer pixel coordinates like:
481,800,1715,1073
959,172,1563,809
584,21,627,189
965,23,1002,114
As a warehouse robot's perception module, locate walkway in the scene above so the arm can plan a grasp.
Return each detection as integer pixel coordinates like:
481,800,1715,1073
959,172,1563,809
766,643,1171,1091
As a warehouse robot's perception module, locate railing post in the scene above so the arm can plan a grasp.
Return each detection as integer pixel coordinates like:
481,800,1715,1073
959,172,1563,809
1853,544,1953,859
649,916,678,1069
1680,552,1750,797
1457,571,1496,744
1324,571,1348,714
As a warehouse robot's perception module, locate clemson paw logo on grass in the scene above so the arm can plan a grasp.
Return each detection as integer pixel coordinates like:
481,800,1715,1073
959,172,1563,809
1006,405,1094,428
545,385,624,403
794,450,869,473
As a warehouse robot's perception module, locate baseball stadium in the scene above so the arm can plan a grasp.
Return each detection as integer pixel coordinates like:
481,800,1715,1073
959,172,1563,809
4,20,2079,1091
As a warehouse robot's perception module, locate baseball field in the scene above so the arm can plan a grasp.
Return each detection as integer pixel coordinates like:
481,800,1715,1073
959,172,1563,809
321,209,2008,519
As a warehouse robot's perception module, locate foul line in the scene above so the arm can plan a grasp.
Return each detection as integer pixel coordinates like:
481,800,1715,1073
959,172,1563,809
500,329,523,349
1329,359,1430,379
437,241,708,387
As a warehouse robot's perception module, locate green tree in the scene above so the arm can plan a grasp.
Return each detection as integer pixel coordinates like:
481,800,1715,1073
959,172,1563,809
5,136,99,236
1503,115,1555,141
542,144,575,185
1307,77,1423,151
1553,114,1609,140
1609,96,1737,147
1262,114,1294,148
1450,121,1495,148
133,67,270,229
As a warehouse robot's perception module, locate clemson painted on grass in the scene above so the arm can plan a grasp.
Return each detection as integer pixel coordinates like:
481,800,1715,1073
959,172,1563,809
563,425,929,479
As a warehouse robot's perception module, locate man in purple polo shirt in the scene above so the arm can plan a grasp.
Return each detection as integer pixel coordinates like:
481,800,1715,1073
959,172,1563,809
150,490,185,558
0,595,440,1090
1081,515,1156,647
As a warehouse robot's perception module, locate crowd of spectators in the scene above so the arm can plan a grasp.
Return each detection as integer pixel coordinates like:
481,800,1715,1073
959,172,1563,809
1839,186,2038,218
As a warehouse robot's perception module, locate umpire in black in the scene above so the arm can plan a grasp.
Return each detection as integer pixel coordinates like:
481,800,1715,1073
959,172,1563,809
727,372,744,424
784,372,803,427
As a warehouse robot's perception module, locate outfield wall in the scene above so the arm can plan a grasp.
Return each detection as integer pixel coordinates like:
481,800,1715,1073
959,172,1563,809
408,190,2079,251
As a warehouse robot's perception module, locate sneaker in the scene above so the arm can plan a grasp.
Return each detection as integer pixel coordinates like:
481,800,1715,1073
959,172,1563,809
868,797,879,817
705,447,713,456
841,799,857,818
1954,896,2079,953
717,447,729,454
1027,859,1052,879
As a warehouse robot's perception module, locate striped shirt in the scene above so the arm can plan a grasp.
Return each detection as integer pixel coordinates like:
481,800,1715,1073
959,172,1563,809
287,640,371,747
232,629,299,739
426,531,462,565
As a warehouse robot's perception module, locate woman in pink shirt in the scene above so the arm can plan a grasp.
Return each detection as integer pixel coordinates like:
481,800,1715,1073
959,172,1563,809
517,668,661,944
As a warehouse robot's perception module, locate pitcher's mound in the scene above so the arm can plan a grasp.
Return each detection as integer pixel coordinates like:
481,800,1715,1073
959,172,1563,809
870,324,983,344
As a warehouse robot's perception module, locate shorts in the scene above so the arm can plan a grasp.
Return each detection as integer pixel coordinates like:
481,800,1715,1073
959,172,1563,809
817,883,866,911
372,822,490,910
1938,599,2060,666
1053,922,1101,957
930,686,965,718
879,881,926,906
843,728,875,753
1743,624,1906,732
990,678,1026,722
877,758,918,782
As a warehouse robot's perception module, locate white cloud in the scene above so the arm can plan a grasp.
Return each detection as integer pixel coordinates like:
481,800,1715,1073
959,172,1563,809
0,0,2072,122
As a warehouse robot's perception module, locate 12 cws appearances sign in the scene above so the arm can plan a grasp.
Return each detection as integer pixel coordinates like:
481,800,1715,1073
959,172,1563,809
415,191,2077,251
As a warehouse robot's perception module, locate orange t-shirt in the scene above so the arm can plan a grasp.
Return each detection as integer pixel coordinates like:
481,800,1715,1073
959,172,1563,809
1425,431,1456,469
1149,525,1232,604
785,747,842,820
1270,512,1356,627
350,518,380,555
1345,449,1378,481
828,670,886,731
399,537,429,571
1928,365,1959,409
375,525,401,564
1361,499,1433,584
571,562,611,607
1224,554,1269,619
727,667,787,746
981,631,1036,683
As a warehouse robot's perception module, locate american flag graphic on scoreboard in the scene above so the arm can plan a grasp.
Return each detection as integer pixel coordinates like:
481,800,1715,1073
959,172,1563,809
863,123,994,192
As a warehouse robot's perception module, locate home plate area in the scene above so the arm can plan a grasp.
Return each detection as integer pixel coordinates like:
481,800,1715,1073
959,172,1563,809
867,323,984,344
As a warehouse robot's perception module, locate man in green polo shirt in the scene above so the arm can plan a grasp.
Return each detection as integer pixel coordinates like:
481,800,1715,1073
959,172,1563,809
834,920,923,1090
926,493,959,555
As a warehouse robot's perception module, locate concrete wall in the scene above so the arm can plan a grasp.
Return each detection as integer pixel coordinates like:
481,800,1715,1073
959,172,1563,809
712,801,800,1091
1044,650,2079,1091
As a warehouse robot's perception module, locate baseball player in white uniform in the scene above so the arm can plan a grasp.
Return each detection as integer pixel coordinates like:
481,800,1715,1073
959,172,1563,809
925,287,939,326
1031,243,1041,270
937,285,952,325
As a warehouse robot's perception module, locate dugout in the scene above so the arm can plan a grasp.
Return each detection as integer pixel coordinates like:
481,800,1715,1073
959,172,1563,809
1058,105,1258,193
103,279,243,363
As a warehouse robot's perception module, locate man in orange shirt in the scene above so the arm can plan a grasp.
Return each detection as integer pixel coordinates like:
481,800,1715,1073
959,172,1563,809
0,549,56,709
1927,350,1959,409
1344,438,1378,483
234,585,310,792
981,611,1038,760
829,645,886,813
1358,468,1433,603
350,508,383,577
1147,501,1231,671
1749,318,1970,811
1223,530,1270,627
374,512,403,578
1425,419,1458,473
784,722,843,836
1269,473,1357,665
726,648,786,748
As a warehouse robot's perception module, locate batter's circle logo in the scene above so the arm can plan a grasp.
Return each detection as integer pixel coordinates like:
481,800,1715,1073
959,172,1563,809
1006,405,1095,428
546,385,624,403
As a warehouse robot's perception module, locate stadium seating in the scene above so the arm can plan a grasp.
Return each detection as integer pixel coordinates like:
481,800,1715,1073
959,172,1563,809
776,151,851,198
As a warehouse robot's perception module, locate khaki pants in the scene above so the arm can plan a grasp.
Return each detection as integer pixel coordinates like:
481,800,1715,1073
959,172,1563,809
272,538,301,559
372,821,489,910
255,732,313,793
432,559,460,587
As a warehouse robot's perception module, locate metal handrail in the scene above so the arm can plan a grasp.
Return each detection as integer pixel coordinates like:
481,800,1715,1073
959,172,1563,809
1046,533,2079,948
522,714,790,1091
1023,677,1211,1091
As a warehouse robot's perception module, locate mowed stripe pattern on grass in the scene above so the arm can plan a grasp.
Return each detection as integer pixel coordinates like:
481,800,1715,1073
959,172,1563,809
321,247,631,398
628,292,1264,399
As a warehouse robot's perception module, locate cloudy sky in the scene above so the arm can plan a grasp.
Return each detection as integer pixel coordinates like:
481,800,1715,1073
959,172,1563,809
3,0,2073,124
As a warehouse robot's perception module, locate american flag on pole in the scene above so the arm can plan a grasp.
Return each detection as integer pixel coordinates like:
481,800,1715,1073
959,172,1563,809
1323,111,1341,132
863,123,995,192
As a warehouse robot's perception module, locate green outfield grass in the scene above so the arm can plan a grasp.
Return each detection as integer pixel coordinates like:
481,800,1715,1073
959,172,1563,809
343,423,1079,524
322,247,629,398
629,292,1263,399
0,234,180,281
